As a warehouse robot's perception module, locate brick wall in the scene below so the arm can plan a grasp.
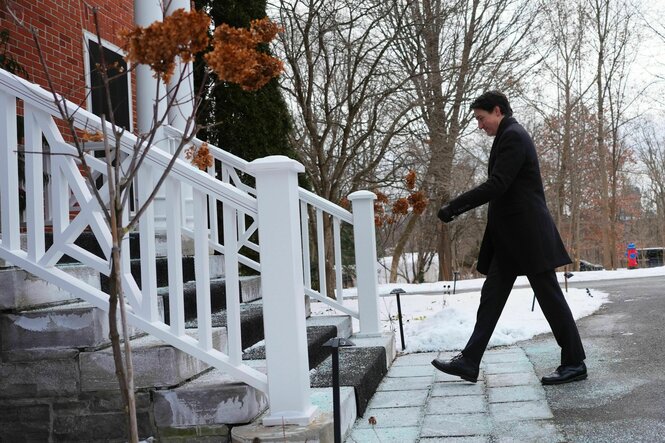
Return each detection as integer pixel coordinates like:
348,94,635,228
0,1,136,127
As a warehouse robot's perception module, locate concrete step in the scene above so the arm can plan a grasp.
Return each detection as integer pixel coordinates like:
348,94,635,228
44,231,142,263
0,312,361,441
79,327,227,391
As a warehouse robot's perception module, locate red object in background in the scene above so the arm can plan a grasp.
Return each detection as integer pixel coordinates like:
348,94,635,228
626,243,638,269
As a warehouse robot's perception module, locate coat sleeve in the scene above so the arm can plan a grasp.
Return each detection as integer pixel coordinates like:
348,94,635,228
447,130,526,217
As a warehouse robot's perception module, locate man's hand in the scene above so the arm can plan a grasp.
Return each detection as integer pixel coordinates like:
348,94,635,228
437,205,455,223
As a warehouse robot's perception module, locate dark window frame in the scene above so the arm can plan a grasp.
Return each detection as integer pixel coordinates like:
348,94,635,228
83,32,133,131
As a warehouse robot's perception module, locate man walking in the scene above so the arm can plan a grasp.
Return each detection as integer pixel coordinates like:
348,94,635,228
432,91,587,385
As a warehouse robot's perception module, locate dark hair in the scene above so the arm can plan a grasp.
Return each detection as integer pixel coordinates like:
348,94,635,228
470,91,513,117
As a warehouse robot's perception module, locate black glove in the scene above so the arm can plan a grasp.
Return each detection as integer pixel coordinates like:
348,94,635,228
437,204,455,223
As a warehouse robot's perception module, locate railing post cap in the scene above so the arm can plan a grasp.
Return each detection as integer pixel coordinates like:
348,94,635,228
247,155,305,174
348,190,376,201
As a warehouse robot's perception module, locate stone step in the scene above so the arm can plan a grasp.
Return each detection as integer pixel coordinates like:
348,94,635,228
230,386,357,443
153,367,268,438
242,324,337,370
100,254,227,293
79,327,227,391
144,315,354,438
310,333,396,418
242,315,353,370
40,231,194,263
0,263,100,310
0,348,81,399
0,313,363,441
160,275,261,322
45,231,142,263
0,390,156,442
0,301,143,358
0,327,232,401
186,302,265,351
0,373,358,443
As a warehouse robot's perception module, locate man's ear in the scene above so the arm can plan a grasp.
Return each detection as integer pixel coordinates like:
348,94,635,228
493,105,502,116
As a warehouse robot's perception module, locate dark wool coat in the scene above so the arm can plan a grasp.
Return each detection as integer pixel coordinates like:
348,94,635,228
446,116,571,275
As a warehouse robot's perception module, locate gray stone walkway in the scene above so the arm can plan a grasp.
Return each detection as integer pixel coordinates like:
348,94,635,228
346,346,566,442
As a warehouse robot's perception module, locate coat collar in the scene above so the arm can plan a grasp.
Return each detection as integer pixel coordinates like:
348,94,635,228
495,116,517,140
488,116,517,171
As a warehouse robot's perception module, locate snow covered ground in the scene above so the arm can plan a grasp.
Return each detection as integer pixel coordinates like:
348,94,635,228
310,266,665,353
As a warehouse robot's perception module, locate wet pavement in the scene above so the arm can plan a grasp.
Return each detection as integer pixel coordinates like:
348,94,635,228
346,346,565,442
346,275,665,443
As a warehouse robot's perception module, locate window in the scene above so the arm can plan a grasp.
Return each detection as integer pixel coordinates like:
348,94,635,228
84,33,132,130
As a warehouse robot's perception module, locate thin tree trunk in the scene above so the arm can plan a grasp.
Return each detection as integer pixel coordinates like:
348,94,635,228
389,213,421,283
108,255,138,442
439,0,478,281
438,223,453,281
595,46,613,270
109,200,138,442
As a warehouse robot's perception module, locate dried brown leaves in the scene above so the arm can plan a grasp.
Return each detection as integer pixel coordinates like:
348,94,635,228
205,17,283,91
185,142,214,171
119,8,210,84
120,11,282,91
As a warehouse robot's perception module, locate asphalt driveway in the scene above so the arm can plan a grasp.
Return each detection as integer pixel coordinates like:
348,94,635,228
521,276,665,442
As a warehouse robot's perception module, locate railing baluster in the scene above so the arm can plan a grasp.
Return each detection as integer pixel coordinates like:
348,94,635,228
50,156,69,245
333,216,343,301
24,105,45,261
166,176,185,336
207,163,219,244
223,202,242,365
300,201,311,289
193,189,212,351
316,208,326,298
138,164,159,321
0,91,20,250
120,193,140,308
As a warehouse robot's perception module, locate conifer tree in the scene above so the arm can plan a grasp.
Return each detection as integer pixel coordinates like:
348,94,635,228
194,0,294,162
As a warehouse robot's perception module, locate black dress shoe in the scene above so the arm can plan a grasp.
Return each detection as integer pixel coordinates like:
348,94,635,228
431,353,479,383
541,362,587,385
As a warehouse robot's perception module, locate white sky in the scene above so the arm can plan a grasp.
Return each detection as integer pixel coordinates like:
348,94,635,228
311,266,665,354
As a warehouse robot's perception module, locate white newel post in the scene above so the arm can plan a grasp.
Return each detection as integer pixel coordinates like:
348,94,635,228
247,156,317,426
348,191,381,336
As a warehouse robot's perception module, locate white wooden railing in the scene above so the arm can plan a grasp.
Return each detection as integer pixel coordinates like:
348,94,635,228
164,126,382,335
0,68,380,426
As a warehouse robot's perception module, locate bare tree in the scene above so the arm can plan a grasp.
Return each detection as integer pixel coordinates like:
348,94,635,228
273,0,415,295
637,124,665,248
534,0,598,270
587,0,637,269
538,0,587,223
389,0,543,280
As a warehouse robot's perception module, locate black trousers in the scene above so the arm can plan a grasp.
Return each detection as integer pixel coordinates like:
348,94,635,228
462,258,586,367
